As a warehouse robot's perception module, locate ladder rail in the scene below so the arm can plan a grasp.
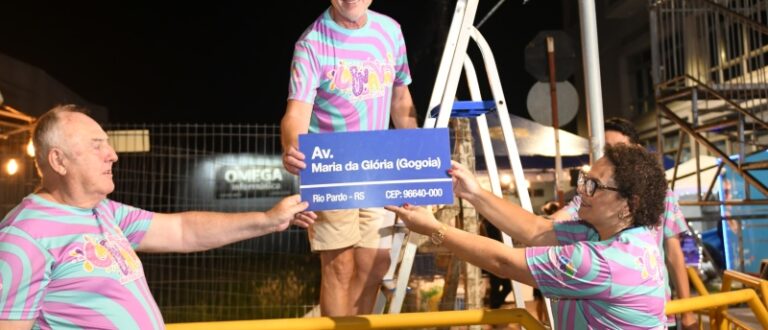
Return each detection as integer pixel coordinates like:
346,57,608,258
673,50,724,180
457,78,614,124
462,55,527,310
388,235,418,313
463,57,502,197
424,0,479,129
468,27,533,213
423,0,468,127
466,27,556,327
373,222,408,314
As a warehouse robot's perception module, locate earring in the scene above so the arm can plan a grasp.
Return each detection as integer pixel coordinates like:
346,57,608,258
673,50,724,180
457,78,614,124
618,210,631,221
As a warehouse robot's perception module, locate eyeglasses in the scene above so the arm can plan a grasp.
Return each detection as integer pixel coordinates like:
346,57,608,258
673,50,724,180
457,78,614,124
577,171,620,197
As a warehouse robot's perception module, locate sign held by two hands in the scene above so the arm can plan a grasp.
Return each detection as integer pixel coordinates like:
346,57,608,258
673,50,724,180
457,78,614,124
299,128,454,211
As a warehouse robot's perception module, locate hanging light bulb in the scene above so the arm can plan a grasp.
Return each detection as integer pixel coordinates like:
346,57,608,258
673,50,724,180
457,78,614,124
500,173,512,187
26,140,35,157
5,158,19,175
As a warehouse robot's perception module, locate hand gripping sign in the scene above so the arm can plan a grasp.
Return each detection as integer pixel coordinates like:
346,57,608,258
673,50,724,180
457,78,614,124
299,128,454,211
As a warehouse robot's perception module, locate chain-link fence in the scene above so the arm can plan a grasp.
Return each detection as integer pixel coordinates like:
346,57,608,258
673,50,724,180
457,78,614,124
104,123,320,322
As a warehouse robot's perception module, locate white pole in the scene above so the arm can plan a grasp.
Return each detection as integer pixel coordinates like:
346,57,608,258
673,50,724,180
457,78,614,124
578,0,605,160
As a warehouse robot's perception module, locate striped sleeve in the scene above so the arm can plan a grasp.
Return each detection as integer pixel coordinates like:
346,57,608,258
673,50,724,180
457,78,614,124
0,226,51,320
288,40,320,103
552,218,598,244
526,242,611,299
108,200,154,249
393,27,411,86
662,190,688,238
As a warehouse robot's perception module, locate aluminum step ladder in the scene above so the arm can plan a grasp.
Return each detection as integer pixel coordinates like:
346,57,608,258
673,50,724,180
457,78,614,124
381,1,555,327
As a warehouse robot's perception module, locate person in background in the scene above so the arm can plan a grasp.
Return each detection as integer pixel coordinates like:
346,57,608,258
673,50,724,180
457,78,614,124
551,117,696,329
280,0,418,316
481,219,512,310
539,200,560,218
0,105,315,330
388,144,670,329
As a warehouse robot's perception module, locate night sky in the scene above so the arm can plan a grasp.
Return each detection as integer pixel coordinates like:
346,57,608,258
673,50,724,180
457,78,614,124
0,1,560,125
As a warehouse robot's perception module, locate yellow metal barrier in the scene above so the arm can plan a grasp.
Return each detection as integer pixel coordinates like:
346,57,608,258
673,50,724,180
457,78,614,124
665,289,768,329
166,276,768,330
686,266,716,329
687,266,710,295
718,270,768,329
722,270,768,307
166,308,545,330
684,268,768,329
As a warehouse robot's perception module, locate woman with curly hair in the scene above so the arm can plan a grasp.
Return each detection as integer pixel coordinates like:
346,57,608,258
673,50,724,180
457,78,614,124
554,117,695,329
386,144,669,329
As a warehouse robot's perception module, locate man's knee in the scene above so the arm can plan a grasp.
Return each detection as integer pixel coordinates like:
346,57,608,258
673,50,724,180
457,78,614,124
321,249,356,284
368,250,392,278
377,255,392,272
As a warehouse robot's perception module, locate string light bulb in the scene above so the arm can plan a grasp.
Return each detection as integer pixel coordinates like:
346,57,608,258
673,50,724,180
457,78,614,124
5,158,19,176
26,140,35,157
500,173,512,187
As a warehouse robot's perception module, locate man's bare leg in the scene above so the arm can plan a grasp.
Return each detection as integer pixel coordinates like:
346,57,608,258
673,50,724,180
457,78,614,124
349,247,391,314
319,247,355,316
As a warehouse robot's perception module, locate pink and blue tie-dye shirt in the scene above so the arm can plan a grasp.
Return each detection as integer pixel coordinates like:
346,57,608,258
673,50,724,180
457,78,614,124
564,189,687,326
0,194,163,329
288,8,411,133
526,222,667,329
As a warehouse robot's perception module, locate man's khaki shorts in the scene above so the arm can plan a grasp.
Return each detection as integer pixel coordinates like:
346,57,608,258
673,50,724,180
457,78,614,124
308,207,395,252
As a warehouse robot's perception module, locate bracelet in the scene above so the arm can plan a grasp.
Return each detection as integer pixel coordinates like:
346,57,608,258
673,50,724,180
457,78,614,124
430,224,448,246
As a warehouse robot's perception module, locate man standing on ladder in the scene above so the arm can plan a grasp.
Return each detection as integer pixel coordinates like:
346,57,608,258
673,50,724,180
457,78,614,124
280,0,418,316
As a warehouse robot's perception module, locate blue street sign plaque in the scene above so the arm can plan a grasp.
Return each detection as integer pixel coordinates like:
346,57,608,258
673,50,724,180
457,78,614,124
299,128,453,211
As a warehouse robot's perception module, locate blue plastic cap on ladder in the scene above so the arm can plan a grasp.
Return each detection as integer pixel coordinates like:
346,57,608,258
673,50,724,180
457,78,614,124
428,100,497,118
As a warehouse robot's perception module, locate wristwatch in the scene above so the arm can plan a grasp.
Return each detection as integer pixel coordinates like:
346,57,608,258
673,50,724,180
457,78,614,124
430,224,448,246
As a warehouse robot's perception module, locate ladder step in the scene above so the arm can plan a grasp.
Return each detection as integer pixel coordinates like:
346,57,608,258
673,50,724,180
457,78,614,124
429,100,497,118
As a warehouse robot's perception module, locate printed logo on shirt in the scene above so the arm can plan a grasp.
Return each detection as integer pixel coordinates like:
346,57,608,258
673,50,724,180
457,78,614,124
558,255,577,277
326,54,396,101
635,247,664,283
69,232,143,284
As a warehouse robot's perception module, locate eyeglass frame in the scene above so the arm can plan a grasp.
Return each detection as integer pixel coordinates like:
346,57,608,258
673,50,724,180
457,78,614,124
577,171,621,197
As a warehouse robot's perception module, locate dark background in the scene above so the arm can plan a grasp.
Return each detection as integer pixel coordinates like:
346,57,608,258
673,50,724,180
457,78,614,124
0,1,561,124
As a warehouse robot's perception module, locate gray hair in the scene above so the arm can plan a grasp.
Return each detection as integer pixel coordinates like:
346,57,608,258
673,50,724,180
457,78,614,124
32,104,90,171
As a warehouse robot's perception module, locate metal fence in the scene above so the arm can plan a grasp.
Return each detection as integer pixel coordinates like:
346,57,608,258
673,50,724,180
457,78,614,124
104,123,320,322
